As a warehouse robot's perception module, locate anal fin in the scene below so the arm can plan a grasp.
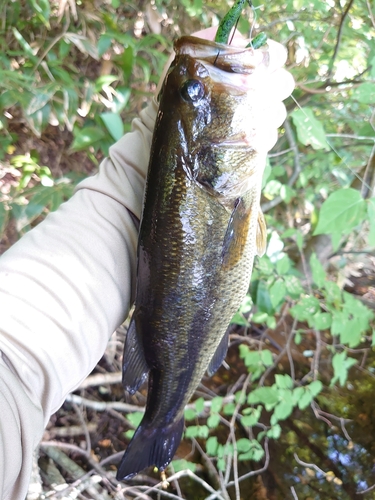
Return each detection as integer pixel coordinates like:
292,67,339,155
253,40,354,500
207,328,230,376
122,318,149,395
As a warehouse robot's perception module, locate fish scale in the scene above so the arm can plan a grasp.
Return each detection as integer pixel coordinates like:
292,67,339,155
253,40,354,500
117,35,268,480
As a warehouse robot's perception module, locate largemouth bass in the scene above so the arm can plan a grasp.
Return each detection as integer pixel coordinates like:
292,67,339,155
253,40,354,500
117,35,268,480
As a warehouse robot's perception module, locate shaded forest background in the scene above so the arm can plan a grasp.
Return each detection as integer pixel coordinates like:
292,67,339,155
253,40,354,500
0,0,375,498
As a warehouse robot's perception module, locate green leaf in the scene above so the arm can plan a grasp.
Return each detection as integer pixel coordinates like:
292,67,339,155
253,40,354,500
100,112,124,141
267,424,281,439
25,186,54,220
260,349,274,367
269,279,287,309
12,28,38,62
367,198,375,246
331,351,357,386
236,438,252,453
118,46,134,80
210,396,223,413
206,436,218,456
195,397,205,414
252,311,268,323
290,295,321,324
308,380,323,397
238,439,264,461
223,402,236,415
331,295,373,347
297,389,313,410
248,387,279,406
256,255,274,275
291,107,329,150
124,429,135,439
275,374,293,390
184,407,196,421
71,126,106,151
312,312,332,330
314,188,366,236
241,406,262,427
207,414,220,428
310,253,326,288
28,0,50,24
185,425,209,439
26,89,56,116
256,281,274,314
126,411,144,428
276,254,291,275
112,87,131,113
271,401,294,423
235,390,246,405
231,311,250,326
95,75,119,92
25,104,51,137
98,34,113,57
171,459,197,472
352,82,375,104
283,275,304,298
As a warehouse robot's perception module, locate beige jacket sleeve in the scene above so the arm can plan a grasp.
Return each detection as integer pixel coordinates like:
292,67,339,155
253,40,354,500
0,99,157,500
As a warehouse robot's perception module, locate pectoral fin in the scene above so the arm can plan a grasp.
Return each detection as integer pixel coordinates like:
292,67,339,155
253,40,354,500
207,328,230,376
256,208,267,257
122,319,149,395
221,197,252,269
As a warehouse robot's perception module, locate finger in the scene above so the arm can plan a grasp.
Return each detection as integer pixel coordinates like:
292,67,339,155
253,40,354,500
259,68,295,102
266,39,288,69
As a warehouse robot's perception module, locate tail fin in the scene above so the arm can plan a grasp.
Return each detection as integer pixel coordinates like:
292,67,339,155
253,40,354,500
116,417,184,480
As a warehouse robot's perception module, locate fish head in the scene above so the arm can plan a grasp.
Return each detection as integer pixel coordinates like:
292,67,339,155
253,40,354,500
156,36,268,200
158,53,212,128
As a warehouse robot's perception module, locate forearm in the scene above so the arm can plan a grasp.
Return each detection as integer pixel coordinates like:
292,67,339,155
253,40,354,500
0,99,157,500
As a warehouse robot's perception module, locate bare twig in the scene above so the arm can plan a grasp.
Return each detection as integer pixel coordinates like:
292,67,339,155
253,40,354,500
71,401,91,454
294,452,327,477
357,482,375,495
66,393,236,416
340,418,353,443
311,402,333,428
66,394,144,413
78,372,123,389
154,469,227,500
286,318,298,382
291,486,299,500
328,0,356,79
326,133,375,142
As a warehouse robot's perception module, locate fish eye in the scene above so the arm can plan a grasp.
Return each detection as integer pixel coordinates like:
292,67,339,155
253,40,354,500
180,79,205,103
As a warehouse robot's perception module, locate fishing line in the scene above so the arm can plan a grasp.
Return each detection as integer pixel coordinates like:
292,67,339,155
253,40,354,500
249,2,262,48
248,3,257,43
289,93,374,194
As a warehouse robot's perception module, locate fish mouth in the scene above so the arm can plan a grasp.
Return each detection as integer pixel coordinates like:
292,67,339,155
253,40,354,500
174,36,269,75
